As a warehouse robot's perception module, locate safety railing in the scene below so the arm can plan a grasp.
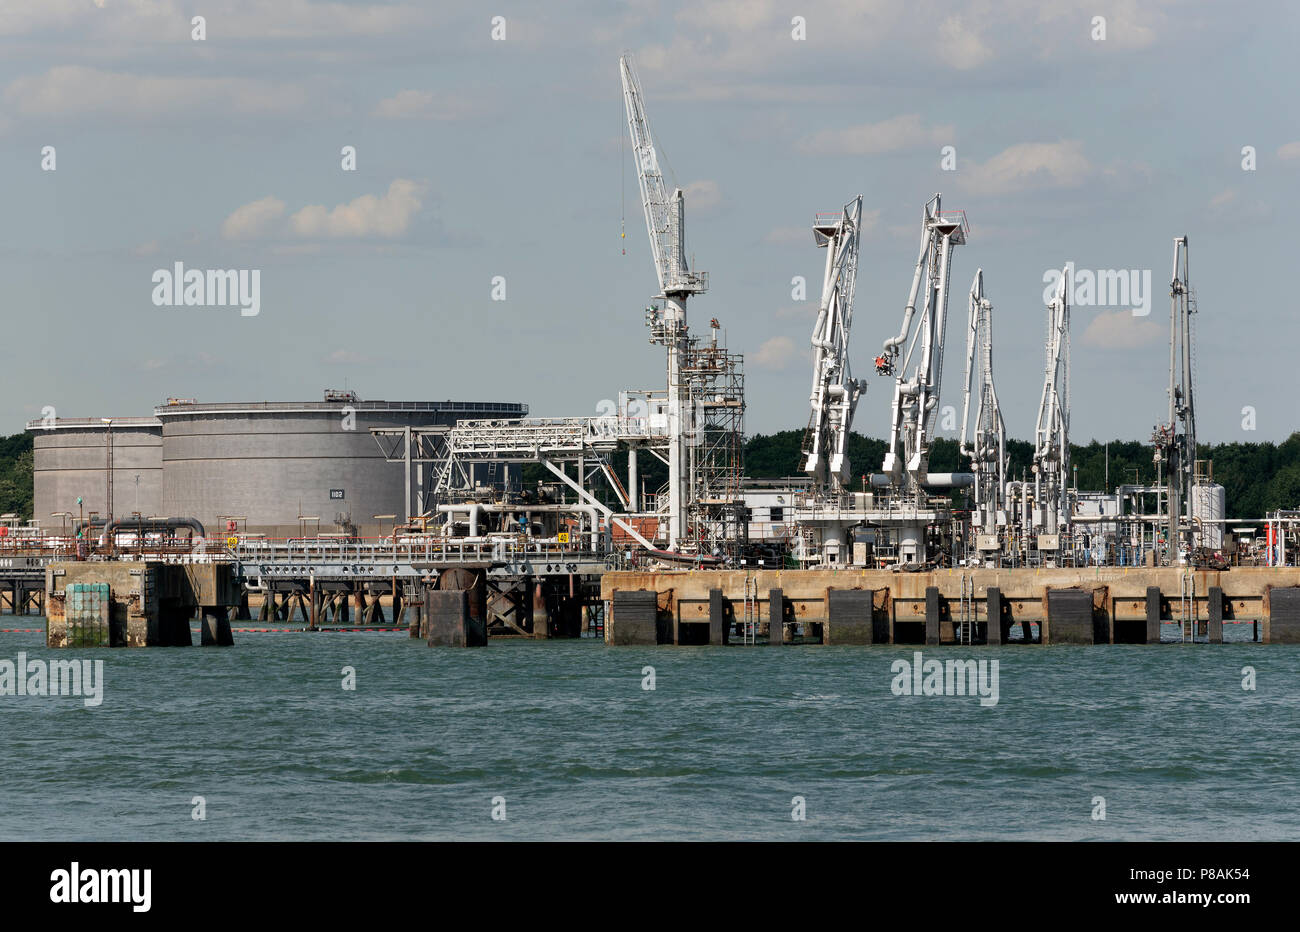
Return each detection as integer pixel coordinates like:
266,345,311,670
230,535,618,567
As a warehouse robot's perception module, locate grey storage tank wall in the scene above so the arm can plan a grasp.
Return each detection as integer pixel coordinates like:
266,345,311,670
155,398,526,538
26,418,164,529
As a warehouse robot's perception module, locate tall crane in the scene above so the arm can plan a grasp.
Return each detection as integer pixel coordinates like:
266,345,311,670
1033,265,1071,546
876,193,968,493
958,269,1006,539
1152,235,1196,561
620,53,707,550
803,195,864,497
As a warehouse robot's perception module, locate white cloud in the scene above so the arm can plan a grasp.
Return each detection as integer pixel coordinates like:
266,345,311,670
289,179,427,238
1080,309,1163,350
0,1,421,40
676,0,781,32
1277,141,1300,161
4,67,308,120
1207,186,1272,224
774,304,814,319
751,335,799,369
221,196,288,241
1209,188,1236,209
799,114,953,156
682,179,722,213
763,227,810,246
632,0,1188,101
373,89,476,121
958,140,1092,196
939,16,993,69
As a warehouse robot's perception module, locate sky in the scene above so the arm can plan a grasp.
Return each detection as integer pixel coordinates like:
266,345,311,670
1,0,1297,447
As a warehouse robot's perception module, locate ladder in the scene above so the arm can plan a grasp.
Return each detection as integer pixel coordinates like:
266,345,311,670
1180,571,1196,642
958,573,975,645
742,572,757,645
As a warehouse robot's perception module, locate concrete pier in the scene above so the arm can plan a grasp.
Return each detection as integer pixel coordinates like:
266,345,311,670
424,588,486,647
45,561,239,647
601,566,1300,645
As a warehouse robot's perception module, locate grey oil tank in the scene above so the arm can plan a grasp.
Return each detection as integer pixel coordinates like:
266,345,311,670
1191,483,1226,550
26,417,164,529
154,393,526,537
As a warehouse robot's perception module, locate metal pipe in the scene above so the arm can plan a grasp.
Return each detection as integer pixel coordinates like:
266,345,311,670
869,472,974,488
83,516,206,545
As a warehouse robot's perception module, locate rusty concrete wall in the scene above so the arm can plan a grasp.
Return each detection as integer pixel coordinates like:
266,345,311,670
45,561,238,647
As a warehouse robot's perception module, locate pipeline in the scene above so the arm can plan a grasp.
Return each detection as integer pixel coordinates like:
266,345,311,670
868,472,975,489
78,516,206,545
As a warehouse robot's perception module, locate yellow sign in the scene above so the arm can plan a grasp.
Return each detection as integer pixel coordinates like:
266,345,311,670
226,536,238,548
557,532,570,544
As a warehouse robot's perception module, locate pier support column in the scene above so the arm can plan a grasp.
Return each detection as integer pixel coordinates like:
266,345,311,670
1266,586,1300,644
1208,587,1224,644
826,589,875,645
986,587,1005,645
556,592,582,639
531,581,551,638
153,604,192,646
1045,589,1096,645
425,588,486,647
404,583,422,638
607,590,662,645
200,606,234,646
708,588,729,646
235,591,252,621
925,587,941,646
1145,587,1162,644
768,589,786,645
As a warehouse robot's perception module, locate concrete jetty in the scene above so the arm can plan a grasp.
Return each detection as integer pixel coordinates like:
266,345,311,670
45,561,239,647
601,566,1300,645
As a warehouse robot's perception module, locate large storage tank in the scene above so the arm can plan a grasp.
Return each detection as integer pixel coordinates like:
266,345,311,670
1191,483,1226,550
26,417,164,529
154,394,526,538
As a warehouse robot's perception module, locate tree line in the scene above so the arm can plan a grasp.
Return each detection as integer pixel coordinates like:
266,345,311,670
745,429,1300,518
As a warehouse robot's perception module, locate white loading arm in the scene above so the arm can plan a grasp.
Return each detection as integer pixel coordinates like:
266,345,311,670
877,193,967,490
958,269,1007,515
1167,236,1195,471
1033,266,1071,532
803,195,865,494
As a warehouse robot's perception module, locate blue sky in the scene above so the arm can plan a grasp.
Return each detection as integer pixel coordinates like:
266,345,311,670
2,0,1297,445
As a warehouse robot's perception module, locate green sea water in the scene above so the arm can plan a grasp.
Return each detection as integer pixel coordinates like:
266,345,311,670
0,622,1294,841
